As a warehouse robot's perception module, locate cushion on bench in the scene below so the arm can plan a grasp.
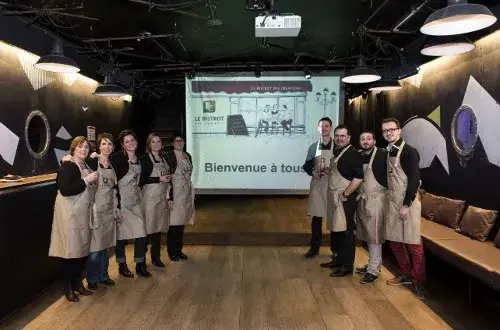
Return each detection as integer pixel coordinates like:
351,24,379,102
457,206,498,242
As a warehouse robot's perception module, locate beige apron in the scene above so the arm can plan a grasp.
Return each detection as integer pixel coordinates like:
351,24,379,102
385,141,421,244
90,160,117,252
170,155,195,226
117,161,147,240
49,162,96,259
355,147,386,244
307,140,334,218
142,153,171,234
326,145,352,232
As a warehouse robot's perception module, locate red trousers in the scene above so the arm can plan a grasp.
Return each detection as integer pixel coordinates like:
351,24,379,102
390,241,426,285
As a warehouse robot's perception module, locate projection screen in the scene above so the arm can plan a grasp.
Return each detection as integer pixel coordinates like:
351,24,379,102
185,71,343,194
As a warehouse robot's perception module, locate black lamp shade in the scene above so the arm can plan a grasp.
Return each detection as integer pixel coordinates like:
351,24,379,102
34,39,80,73
421,0,497,36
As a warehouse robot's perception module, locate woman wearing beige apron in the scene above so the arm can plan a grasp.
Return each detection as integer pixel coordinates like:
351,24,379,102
302,117,334,258
353,132,388,284
140,133,173,267
110,130,151,278
382,118,426,299
166,133,194,261
326,125,363,277
49,136,98,302
85,133,119,289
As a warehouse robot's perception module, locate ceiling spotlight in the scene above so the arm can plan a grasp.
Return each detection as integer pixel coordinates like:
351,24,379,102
93,73,127,97
421,35,475,56
421,0,497,36
368,79,402,92
34,39,80,73
342,56,381,84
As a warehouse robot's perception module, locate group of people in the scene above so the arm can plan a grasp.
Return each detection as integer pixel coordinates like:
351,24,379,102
303,117,427,300
48,130,195,302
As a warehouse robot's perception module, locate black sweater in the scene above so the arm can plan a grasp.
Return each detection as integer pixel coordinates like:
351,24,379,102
110,152,140,182
57,162,87,197
165,150,193,175
139,153,173,200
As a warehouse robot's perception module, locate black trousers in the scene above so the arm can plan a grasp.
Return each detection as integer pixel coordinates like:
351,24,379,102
145,232,162,260
167,225,185,254
310,216,323,252
330,195,357,270
62,257,87,285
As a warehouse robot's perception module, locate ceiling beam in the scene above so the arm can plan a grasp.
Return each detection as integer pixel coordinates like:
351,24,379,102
82,33,180,43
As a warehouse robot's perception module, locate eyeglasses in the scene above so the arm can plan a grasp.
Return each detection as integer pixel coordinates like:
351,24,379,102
382,128,399,134
173,139,184,143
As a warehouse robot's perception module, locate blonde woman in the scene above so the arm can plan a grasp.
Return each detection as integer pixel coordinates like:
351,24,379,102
140,132,173,267
49,136,98,302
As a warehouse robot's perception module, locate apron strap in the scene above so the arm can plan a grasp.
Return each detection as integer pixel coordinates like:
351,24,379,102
333,144,351,163
368,146,377,168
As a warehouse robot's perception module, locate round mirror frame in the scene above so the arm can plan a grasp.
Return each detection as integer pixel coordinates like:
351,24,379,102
25,110,51,159
450,104,478,158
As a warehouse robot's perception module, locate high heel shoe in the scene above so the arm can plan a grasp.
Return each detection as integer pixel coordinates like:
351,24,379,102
168,252,179,261
135,262,152,278
119,263,134,278
177,251,188,260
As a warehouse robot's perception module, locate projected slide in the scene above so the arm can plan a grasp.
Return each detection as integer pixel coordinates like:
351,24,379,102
185,74,341,193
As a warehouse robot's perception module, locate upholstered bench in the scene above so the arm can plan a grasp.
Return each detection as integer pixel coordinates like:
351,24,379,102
419,191,500,294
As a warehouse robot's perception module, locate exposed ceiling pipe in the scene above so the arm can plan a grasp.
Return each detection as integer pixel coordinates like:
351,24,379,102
364,0,432,34
82,33,179,42
361,0,390,28
393,0,432,33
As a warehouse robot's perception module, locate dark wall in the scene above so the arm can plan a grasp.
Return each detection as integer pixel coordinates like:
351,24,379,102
0,39,136,177
345,30,500,216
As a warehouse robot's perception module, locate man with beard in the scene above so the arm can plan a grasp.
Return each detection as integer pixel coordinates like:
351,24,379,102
381,118,427,300
354,131,388,284
302,117,334,258
326,125,363,277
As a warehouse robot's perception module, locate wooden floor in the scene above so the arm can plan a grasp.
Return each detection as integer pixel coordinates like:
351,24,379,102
2,245,490,330
187,195,322,234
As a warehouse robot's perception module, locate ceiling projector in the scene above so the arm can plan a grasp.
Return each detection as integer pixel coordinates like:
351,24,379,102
255,14,302,37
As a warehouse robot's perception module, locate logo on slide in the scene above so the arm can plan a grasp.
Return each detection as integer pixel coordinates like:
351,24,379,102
203,101,216,113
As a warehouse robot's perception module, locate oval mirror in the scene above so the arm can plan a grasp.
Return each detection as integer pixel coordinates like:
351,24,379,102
25,110,51,159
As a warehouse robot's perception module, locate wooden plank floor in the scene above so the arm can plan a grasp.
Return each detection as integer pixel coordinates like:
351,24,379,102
186,195,323,234
3,245,481,330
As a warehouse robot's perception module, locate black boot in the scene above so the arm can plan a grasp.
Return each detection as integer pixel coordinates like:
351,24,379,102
168,252,179,261
73,279,93,296
135,262,152,278
119,263,134,278
177,251,188,260
152,259,165,267
64,281,79,302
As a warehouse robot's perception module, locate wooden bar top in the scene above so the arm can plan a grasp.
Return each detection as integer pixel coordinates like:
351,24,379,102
0,173,57,192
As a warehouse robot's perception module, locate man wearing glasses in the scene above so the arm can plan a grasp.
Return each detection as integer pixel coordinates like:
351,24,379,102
381,118,427,300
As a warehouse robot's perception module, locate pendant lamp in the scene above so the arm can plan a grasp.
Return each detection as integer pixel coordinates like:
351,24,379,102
421,0,497,36
421,35,475,56
93,73,127,97
34,39,80,73
341,56,381,84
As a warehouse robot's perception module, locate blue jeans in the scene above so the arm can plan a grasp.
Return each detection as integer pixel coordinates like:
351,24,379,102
115,237,146,263
86,249,110,284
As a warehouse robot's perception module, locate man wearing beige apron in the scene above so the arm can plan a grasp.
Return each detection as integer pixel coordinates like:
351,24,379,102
382,118,427,300
302,117,334,258
353,131,388,284
327,125,363,277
